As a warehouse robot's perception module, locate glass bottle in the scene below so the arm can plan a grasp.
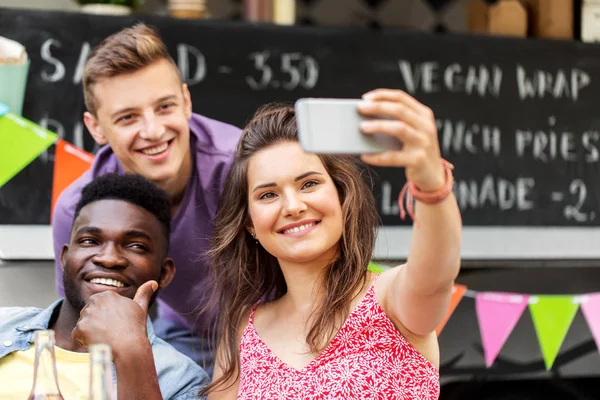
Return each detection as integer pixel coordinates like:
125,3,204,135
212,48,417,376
27,330,65,400
88,344,115,400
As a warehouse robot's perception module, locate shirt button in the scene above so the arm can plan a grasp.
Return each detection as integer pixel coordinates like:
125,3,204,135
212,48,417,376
3,340,12,347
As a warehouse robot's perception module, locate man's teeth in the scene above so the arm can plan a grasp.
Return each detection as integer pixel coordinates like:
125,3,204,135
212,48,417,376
283,222,316,234
141,142,168,155
89,278,125,288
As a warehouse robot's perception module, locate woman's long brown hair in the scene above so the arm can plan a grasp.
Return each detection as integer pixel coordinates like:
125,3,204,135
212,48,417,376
202,104,380,395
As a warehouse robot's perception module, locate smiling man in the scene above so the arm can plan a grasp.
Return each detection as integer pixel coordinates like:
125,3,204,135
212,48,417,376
52,23,242,373
0,174,208,399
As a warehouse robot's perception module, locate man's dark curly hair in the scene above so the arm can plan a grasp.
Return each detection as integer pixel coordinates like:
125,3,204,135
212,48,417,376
74,173,172,250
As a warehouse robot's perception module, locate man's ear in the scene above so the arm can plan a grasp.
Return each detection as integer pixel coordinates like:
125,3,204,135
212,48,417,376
182,83,192,120
83,111,108,145
158,258,176,289
60,244,69,272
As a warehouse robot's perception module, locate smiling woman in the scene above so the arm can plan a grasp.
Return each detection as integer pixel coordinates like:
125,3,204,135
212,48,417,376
204,89,462,400
246,144,345,265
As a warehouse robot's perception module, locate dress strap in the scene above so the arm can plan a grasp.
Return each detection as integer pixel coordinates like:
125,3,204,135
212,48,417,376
362,271,383,302
369,270,382,287
247,302,260,325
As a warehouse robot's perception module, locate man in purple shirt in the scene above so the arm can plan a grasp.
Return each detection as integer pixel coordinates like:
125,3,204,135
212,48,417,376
52,23,241,374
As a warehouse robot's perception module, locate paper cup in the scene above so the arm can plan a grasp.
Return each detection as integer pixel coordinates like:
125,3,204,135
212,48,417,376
0,59,30,116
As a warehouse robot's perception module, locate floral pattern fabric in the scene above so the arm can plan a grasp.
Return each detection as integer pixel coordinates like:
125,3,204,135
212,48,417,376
237,280,440,399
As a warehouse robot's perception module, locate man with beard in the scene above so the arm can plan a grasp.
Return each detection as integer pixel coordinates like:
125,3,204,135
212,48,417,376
0,173,208,399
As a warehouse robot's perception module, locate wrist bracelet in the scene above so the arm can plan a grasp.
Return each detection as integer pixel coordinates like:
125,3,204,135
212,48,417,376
398,159,455,225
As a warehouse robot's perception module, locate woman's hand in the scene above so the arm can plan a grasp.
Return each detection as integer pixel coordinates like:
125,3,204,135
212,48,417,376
358,88,445,192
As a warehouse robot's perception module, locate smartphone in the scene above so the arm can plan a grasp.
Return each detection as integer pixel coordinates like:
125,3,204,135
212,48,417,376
295,98,403,154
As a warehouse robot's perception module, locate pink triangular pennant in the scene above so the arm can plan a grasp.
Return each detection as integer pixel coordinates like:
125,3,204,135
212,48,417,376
581,293,600,354
476,292,529,367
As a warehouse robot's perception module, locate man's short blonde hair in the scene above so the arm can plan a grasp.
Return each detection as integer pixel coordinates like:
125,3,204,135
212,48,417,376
82,23,179,116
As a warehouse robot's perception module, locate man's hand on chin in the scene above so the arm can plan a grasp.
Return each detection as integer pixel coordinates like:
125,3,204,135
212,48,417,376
72,281,163,400
72,280,156,357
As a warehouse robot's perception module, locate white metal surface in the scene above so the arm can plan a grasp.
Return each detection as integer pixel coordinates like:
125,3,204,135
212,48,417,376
1,224,599,261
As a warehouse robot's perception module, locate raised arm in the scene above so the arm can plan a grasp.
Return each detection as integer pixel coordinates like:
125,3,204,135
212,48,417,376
358,89,462,336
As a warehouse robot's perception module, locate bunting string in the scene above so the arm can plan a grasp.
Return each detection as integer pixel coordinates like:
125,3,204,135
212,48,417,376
440,284,598,370
367,262,600,370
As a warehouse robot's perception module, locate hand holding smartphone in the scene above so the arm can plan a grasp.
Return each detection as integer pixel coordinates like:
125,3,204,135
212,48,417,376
295,98,403,154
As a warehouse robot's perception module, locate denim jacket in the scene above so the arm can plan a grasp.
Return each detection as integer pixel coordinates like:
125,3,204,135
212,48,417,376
0,299,208,399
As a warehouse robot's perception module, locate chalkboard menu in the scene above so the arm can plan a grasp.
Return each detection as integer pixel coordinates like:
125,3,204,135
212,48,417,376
2,7,600,230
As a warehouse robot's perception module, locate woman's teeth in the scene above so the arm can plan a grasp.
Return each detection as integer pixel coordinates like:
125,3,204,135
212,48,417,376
283,222,316,234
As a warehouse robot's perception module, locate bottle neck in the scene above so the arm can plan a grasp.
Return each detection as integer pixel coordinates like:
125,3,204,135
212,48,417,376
30,333,63,398
89,345,115,400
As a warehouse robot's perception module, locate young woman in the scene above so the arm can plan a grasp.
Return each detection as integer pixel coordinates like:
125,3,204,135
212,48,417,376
205,89,462,399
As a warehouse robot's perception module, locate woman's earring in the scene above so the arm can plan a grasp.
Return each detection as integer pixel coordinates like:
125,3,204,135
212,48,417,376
251,232,258,244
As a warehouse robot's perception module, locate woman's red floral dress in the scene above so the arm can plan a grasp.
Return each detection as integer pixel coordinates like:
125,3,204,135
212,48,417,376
237,280,440,399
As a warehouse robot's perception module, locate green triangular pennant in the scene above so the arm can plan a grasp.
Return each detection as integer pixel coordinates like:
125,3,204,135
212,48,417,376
367,262,388,273
529,295,579,370
0,113,57,187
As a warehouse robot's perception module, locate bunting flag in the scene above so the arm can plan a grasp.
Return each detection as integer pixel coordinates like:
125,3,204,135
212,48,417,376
475,292,529,367
50,139,94,219
435,284,467,335
0,112,57,188
529,295,580,370
580,293,600,356
367,262,388,273
361,264,600,370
